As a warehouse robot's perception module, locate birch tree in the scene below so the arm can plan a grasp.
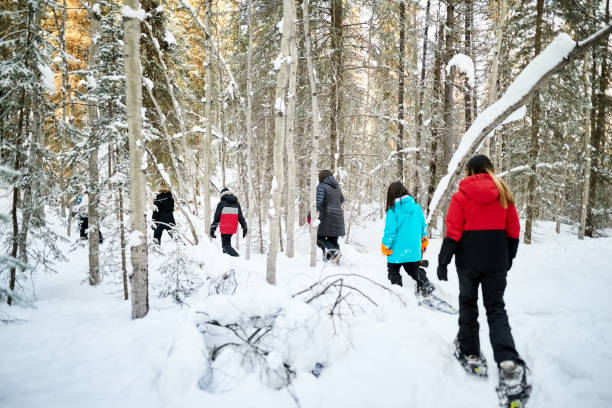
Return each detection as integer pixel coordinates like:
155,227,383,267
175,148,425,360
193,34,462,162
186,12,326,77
266,0,291,284
284,0,298,258
87,2,101,286
302,0,321,267
123,0,149,319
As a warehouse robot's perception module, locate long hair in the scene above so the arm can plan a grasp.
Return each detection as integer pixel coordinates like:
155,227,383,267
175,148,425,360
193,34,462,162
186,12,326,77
386,182,410,212
466,155,514,208
318,169,333,183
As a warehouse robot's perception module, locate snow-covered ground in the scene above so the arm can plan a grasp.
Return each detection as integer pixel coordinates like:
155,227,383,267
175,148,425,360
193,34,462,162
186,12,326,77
1,219,611,408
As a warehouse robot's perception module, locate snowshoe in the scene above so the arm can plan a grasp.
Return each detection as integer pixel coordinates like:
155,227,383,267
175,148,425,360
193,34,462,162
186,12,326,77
328,249,342,264
453,339,488,377
417,280,435,297
496,359,531,408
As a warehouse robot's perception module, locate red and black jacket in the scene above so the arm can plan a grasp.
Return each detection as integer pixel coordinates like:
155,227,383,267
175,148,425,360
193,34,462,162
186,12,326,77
438,173,520,272
210,190,247,235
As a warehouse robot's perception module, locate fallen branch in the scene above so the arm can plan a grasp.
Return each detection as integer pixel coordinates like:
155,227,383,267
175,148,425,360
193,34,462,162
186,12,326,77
427,24,612,224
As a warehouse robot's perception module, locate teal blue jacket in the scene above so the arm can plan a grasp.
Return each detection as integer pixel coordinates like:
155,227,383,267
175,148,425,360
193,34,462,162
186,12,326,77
382,195,427,264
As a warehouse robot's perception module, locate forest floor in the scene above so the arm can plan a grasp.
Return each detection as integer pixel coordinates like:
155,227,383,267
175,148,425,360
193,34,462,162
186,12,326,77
1,219,611,408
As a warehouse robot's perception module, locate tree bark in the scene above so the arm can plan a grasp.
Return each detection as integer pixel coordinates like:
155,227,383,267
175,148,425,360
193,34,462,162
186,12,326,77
523,0,544,245
245,0,255,259
485,0,507,166
285,0,298,258
397,0,406,181
414,0,431,201
426,16,445,209
463,0,473,131
329,0,343,172
267,0,291,284
124,0,149,319
303,0,322,267
442,2,456,168
202,0,213,238
585,0,610,237
87,2,101,286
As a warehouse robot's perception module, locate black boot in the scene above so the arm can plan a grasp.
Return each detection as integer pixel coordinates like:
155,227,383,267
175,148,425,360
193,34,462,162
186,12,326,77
453,338,488,377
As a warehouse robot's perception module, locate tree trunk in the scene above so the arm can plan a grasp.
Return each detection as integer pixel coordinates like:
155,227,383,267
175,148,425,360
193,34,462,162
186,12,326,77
414,0,431,201
245,0,255,260
202,0,213,238
523,0,544,245
464,0,473,131
119,187,128,300
585,0,610,237
485,0,507,164
285,0,298,258
397,0,406,181
578,51,592,240
303,0,322,267
329,0,343,172
124,0,149,319
87,3,101,286
267,0,291,284
442,2,456,169
426,16,445,209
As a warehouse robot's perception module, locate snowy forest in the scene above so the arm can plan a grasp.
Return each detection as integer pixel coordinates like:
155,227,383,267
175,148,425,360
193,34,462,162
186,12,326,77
1,0,611,406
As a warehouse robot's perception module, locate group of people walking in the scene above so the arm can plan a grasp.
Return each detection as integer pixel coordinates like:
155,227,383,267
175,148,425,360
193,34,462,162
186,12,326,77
72,155,527,391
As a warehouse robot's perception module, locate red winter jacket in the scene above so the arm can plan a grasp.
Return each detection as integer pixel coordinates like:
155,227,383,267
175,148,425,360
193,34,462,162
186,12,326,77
438,173,520,272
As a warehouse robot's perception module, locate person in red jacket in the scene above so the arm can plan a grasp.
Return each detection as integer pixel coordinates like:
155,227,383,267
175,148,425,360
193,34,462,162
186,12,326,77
210,188,247,257
437,155,528,390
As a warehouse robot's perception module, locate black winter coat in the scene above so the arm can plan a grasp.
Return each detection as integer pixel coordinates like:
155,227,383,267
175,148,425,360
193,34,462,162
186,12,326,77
316,176,345,237
152,190,176,226
210,191,247,235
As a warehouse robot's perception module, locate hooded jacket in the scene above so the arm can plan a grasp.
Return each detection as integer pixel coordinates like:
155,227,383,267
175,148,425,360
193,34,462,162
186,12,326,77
211,189,247,235
438,173,520,272
316,175,346,237
152,189,176,226
73,194,89,218
382,195,427,263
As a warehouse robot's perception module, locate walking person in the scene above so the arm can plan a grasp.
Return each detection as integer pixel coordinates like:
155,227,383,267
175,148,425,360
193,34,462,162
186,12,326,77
210,188,247,257
72,190,103,244
436,154,529,400
152,181,175,245
381,182,434,295
315,170,345,262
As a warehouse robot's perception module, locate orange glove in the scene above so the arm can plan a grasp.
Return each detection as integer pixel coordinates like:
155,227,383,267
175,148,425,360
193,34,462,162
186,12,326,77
381,243,393,256
421,236,429,253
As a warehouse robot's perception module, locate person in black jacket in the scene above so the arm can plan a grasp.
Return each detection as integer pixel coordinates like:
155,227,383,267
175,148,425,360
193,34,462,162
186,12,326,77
152,182,175,245
210,188,247,257
315,169,345,262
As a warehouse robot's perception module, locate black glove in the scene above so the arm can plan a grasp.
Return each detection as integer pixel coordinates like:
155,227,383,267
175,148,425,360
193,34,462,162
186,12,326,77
210,230,216,239
437,264,448,281
243,229,247,238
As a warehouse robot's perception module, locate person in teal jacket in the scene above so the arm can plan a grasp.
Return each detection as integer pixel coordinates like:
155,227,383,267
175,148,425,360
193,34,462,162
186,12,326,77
381,182,434,295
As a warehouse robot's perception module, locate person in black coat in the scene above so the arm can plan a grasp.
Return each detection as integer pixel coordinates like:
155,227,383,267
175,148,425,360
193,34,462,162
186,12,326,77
315,170,345,262
210,188,247,257
152,183,175,244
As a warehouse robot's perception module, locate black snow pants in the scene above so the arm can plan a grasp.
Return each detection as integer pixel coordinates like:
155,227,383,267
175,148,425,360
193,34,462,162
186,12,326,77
153,223,173,244
221,234,239,257
317,235,339,258
457,269,519,363
387,262,430,288
79,216,103,243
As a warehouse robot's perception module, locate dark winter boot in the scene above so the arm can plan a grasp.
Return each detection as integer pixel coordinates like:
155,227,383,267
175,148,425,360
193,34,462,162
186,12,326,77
328,249,342,264
496,359,531,408
453,338,488,377
417,280,435,297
